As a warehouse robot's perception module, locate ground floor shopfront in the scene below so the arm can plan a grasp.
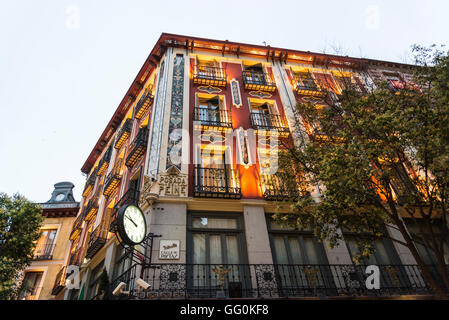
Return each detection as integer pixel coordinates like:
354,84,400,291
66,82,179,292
68,199,448,300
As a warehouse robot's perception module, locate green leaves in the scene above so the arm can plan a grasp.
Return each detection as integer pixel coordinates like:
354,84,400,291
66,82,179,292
0,193,43,300
274,45,449,267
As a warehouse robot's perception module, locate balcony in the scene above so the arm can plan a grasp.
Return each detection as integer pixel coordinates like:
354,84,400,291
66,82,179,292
85,223,109,260
103,169,122,197
125,126,148,168
52,266,67,295
109,188,140,232
293,75,327,97
69,248,84,266
193,166,241,199
18,286,42,300
193,65,227,87
260,174,302,201
242,70,276,92
134,86,154,120
82,170,96,197
387,80,417,95
69,213,84,241
32,242,55,260
84,196,99,222
97,146,112,176
249,113,290,137
193,107,233,132
114,118,133,150
110,263,442,299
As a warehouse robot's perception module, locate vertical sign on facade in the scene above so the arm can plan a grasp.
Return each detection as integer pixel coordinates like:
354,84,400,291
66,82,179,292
147,50,171,179
166,54,185,170
230,79,242,108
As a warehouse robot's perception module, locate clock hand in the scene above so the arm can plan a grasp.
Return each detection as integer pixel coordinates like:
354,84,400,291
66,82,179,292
125,215,138,227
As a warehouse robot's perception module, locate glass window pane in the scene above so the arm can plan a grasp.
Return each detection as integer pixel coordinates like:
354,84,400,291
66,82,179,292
209,235,222,264
193,234,206,264
192,217,237,229
374,240,392,264
273,236,289,264
288,237,304,264
226,236,240,264
303,238,321,264
269,219,312,231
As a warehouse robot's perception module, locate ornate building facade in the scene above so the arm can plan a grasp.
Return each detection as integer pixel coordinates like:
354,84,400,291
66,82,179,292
59,34,448,300
19,182,79,300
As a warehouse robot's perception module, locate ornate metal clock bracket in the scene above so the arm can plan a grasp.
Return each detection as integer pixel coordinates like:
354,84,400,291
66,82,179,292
119,232,162,268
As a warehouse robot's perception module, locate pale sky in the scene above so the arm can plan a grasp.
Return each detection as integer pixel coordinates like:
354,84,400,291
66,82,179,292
0,0,447,203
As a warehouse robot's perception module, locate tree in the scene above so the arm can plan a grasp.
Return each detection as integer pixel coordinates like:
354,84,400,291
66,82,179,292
0,193,43,299
273,45,449,298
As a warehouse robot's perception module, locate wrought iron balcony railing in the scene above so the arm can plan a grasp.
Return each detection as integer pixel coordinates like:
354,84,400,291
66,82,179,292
52,266,67,295
103,168,122,197
70,213,84,241
97,146,113,176
82,170,97,197
84,196,99,222
249,113,290,136
193,66,227,87
387,80,417,95
18,286,42,300
193,107,233,131
110,263,445,300
242,70,276,92
109,188,140,232
125,126,148,168
193,166,241,199
114,118,133,150
32,242,56,260
134,86,154,120
260,174,301,201
69,247,84,266
293,76,327,97
85,222,109,260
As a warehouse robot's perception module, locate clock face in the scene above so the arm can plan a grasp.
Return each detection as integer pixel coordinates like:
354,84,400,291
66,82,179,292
55,194,65,201
120,205,146,245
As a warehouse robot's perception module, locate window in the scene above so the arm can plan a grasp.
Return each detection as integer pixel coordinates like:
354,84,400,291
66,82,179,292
267,219,329,265
294,71,319,90
86,261,104,300
243,63,266,84
19,271,43,300
113,245,132,280
267,218,334,294
249,99,277,128
403,219,449,265
34,228,57,260
197,95,221,124
187,213,250,296
344,235,401,265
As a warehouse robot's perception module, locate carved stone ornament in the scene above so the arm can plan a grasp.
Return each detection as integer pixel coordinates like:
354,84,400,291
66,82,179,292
158,166,188,198
139,175,159,211
249,91,272,99
198,85,222,94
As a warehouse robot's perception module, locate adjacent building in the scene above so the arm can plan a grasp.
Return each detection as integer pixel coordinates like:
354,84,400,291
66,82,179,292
59,33,448,300
18,182,79,300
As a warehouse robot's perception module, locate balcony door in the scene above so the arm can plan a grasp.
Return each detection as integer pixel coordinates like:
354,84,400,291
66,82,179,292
196,58,218,78
244,63,266,84
19,271,43,300
187,213,250,297
35,228,57,259
198,96,220,125
197,148,227,192
267,219,335,296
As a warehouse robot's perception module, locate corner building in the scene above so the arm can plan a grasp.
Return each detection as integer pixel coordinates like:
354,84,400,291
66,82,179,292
63,33,448,300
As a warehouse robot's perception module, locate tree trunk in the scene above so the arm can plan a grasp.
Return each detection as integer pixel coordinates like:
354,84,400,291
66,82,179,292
395,217,448,299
